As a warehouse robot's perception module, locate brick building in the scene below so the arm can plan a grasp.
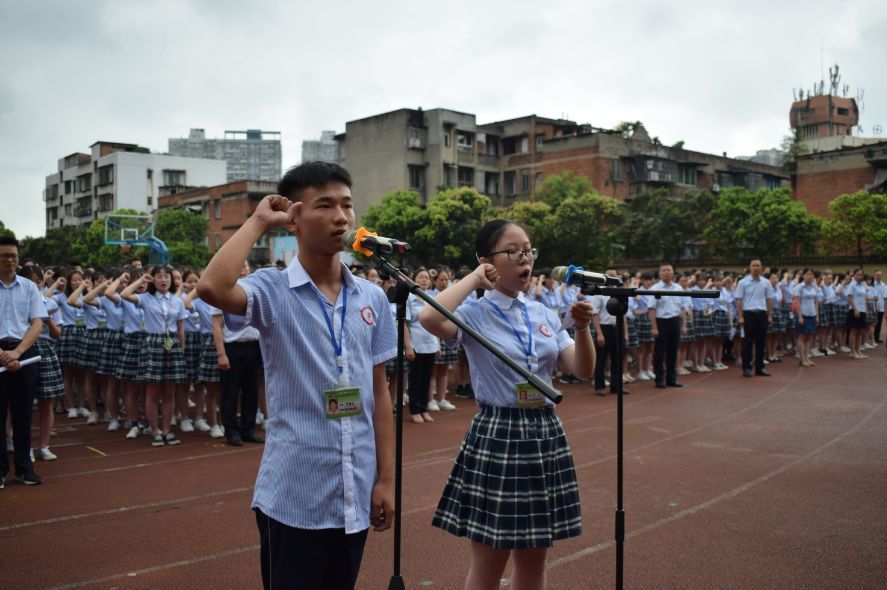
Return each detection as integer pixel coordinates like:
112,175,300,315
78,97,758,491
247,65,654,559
157,179,279,265
792,141,887,216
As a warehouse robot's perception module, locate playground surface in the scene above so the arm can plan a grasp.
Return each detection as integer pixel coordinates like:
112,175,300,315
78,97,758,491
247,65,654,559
2,350,886,589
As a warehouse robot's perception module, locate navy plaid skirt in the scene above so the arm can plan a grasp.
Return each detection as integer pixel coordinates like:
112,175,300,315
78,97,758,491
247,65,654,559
116,333,146,382
80,328,109,370
432,405,582,549
831,304,848,327
196,334,220,384
96,330,124,376
711,310,730,337
866,302,877,324
183,332,204,381
35,339,65,399
57,324,85,366
142,334,188,383
437,342,460,365
818,303,831,327
626,318,639,349
693,310,714,338
680,317,696,342
767,309,783,334
635,315,654,343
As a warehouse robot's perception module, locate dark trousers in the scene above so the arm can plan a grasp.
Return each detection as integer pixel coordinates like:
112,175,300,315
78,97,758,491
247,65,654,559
876,311,884,343
741,310,768,372
653,317,680,385
594,324,618,390
0,342,38,478
220,341,260,438
255,508,368,590
408,352,436,415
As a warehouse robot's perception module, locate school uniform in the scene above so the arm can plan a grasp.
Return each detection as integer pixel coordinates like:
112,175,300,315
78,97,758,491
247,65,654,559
679,294,696,343
792,283,820,335
193,298,222,384
180,294,205,382
35,295,65,400
781,282,795,333
0,274,46,481
134,291,188,383
865,285,877,326
80,301,108,371
873,280,886,342
96,296,124,377
650,281,685,386
691,286,714,338
592,294,619,391
432,289,580,549
406,293,439,415
54,291,85,367
115,299,146,383
229,257,396,589
767,288,783,335
832,284,849,328
712,288,732,338
626,297,642,349
634,295,655,343
819,284,835,328
735,275,774,373
846,280,868,329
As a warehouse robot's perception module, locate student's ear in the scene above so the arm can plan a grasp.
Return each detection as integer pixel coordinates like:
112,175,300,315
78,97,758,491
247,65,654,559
286,201,302,235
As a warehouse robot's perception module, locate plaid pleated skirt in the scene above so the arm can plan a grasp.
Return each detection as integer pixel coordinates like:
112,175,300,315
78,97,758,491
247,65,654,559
183,331,204,381
57,324,85,366
35,339,65,399
635,315,654,343
818,303,832,327
831,304,848,327
711,310,730,337
80,328,109,370
115,332,146,382
626,318,639,349
196,334,220,384
693,310,714,338
432,405,582,550
680,317,696,342
437,342,460,365
866,301,877,324
96,330,124,376
142,334,188,383
767,309,783,334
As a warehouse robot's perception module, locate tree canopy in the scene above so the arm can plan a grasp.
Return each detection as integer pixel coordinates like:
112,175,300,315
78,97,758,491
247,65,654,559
821,190,887,264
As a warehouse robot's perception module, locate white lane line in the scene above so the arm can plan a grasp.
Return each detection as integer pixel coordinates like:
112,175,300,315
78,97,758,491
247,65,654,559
45,544,260,590
548,395,886,570
0,486,254,533
49,447,259,479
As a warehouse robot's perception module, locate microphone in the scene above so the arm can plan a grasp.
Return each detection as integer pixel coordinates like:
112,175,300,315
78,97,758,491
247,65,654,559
551,265,622,287
342,227,411,256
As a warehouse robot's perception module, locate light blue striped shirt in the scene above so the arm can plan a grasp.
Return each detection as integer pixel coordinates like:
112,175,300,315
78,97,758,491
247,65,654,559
39,295,61,341
0,274,45,340
192,298,221,335
735,275,774,312
82,298,107,330
406,293,439,354
450,289,572,408
847,280,868,312
230,257,397,533
135,292,188,334
53,291,84,327
650,281,685,318
179,293,203,334
120,299,144,334
99,296,124,331
792,283,821,317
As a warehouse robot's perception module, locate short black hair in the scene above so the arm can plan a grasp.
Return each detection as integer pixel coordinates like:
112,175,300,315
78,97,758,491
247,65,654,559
0,236,19,248
277,161,352,201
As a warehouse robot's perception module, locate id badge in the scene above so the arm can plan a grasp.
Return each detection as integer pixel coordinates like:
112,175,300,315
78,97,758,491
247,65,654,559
75,317,86,327
191,312,201,327
139,321,146,331
162,336,175,352
98,319,108,330
325,386,362,420
515,382,545,408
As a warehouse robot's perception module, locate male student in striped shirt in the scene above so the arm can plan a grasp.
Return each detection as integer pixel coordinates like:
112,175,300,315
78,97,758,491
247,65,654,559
199,161,397,590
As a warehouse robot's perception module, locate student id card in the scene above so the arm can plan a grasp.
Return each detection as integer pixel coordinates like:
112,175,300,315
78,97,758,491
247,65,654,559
325,387,362,420
162,336,175,352
515,382,545,408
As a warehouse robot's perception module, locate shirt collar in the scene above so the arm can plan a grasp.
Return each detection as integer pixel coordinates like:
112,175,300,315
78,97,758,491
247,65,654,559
484,288,520,310
286,255,360,296
0,274,24,289
154,291,172,300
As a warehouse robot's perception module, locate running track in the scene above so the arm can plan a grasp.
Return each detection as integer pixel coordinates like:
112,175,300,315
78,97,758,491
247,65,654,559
2,350,885,589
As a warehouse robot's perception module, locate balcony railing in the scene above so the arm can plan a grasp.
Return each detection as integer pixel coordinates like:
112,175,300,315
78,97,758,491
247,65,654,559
478,154,500,167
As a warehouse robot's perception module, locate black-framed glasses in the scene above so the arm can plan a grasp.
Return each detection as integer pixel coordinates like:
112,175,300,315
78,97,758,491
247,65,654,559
0,253,19,261
490,248,538,263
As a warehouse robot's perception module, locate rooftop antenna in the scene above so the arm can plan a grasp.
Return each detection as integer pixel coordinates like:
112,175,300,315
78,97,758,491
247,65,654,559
829,64,841,96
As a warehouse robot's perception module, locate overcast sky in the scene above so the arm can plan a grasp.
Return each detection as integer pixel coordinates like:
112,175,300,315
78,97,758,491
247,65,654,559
2,0,885,239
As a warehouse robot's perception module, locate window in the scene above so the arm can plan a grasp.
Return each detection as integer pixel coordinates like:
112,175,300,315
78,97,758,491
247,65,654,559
457,166,474,186
204,235,209,248
444,132,451,147
504,171,516,195
46,184,59,201
163,169,185,186
535,172,544,190
215,233,222,249
408,165,425,189
611,159,622,182
521,171,530,193
77,174,91,192
837,107,849,116
520,137,529,154
214,199,221,219
502,137,516,155
535,134,545,149
443,165,455,187
456,132,473,152
64,180,74,194
678,165,696,185
64,204,72,216
147,196,153,206
97,165,114,186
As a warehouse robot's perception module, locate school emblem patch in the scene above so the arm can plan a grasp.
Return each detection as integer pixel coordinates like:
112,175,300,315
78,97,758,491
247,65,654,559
360,306,375,325
539,323,553,337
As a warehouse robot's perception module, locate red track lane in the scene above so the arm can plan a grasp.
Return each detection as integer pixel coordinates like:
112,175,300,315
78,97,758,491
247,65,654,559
2,350,886,589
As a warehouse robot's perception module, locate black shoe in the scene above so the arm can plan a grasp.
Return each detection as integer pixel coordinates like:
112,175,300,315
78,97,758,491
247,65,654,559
558,374,571,384
226,433,244,447
464,384,476,399
655,382,666,389
756,369,772,377
666,382,683,388
242,431,265,444
16,471,42,486
454,385,472,399
742,369,752,377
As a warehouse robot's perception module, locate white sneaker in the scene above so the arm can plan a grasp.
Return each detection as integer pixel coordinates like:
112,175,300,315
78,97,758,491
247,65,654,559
714,362,728,371
810,349,822,357
426,400,440,412
255,411,265,426
29,448,35,462
108,419,120,432
677,367,691,376
438,399,456,410
645,370,657,380
103,412,113,422
170,415,178,427
78,407,90,418
839,346,851,353
209,424,225,439
695,364,711,373
636,371,650,381
683,360,694,368
194,418,212,432
67,408,78,419
37,447,58,461
126,425,140,439
87,411,99,425
180,419,195,433
825,348,836,355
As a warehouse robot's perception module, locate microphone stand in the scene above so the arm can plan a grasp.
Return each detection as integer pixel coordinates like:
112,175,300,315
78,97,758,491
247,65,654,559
576,282,719,590
368,252,563,590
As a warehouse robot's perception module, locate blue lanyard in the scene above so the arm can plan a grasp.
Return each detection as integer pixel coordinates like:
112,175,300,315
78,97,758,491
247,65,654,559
483,297,534,370
312,284,348,373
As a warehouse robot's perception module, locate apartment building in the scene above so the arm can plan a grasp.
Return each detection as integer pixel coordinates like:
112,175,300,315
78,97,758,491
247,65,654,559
168,128,281,182
43,141,227,230
301,130,339,164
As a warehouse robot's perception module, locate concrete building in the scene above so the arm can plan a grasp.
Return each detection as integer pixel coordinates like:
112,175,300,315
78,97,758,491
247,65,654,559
157,179,279,265
43,142,227,230
301,130,339,164
335,107,788,218
168,128,281,182
792,141,887,216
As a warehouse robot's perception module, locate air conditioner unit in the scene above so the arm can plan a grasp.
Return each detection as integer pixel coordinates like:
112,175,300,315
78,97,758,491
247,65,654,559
408,138,421,148
711,183,720,193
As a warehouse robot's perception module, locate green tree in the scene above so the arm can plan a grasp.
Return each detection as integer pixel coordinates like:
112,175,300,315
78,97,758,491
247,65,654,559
19,226,91,266
780,126,809,171
359,190,430,262
415,187,492,268
821,190,887,265
622,188,716,262
153,208,211,268
0,220,15,239
534,172,595,209
498,200,555,264
703,187,821,262
547,192,624,270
